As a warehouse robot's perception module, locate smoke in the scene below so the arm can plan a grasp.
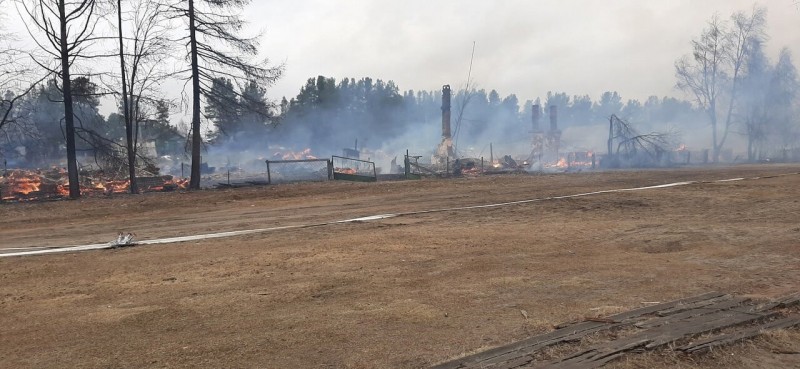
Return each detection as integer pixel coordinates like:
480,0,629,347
200,76,784,177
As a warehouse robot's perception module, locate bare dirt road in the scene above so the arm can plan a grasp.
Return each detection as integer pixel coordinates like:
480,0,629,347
1,164,799,368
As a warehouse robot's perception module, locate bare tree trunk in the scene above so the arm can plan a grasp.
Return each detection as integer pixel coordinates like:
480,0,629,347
169,0,281,184
58,0,80,198
717,79,740,163
607,115,613,165
711,118,718,163
118,0,139,194
188,0,202,190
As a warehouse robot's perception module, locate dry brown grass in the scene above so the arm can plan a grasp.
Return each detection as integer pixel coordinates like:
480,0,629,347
1,164,799,368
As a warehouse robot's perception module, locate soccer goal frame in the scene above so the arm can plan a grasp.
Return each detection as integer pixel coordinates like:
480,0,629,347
264,159,333,184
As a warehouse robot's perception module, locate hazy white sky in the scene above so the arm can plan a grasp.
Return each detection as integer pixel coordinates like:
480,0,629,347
248,0,800,104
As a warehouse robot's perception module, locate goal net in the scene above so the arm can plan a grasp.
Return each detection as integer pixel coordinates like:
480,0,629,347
265,159,331,184
331,156,377,182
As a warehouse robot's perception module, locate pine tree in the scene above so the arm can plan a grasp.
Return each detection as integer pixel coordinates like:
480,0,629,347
169,0,282,189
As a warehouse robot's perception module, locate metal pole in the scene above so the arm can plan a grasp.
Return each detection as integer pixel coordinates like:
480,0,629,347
266,161,271,184
490,143,493,165
481,157,484,172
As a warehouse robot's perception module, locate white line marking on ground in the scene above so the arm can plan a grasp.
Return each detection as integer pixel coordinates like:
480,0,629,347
1,173,795,258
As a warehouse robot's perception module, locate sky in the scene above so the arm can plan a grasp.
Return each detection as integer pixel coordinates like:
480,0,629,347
247,0,800,104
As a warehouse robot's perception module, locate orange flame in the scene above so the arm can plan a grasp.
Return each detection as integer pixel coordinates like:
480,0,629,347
1,169,190,201
1,170,43,199
335,167,357,175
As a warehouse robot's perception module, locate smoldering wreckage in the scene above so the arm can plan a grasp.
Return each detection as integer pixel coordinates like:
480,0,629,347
0,85,784,203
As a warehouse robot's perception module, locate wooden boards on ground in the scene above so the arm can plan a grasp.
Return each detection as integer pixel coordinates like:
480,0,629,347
431,292,800,369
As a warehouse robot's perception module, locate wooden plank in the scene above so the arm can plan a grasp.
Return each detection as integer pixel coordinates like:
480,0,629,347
776,293,800,308
643,310,777,349
554,291,726,329
544,310,772,368
679,315,800,354
740,293,800,313
546,309,772,367
430,321,612,369
604,291,726,322
436,316,653,369
431,292,726,369
489,354,534,369
635,297,750,329
542,338,650,369
655,294,734,316
432,293,796,369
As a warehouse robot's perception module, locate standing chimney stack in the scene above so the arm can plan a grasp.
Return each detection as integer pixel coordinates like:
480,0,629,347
532,105,541,132
441,85,452,139
549,105,558,131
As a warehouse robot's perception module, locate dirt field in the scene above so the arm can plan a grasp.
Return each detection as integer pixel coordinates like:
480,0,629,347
1,164,799,368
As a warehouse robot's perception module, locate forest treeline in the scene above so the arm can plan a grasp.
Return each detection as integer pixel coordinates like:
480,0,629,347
0,3,797,196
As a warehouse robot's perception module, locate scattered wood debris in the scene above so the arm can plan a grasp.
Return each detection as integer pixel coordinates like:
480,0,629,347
431,292,800,369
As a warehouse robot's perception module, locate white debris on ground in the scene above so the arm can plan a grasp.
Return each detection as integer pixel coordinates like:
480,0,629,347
110,232,136,247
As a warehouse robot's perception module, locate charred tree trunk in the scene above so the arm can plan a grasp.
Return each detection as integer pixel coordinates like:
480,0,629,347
118,0,138,194
169,0,281,185
188,0,202,190
58,1,80,199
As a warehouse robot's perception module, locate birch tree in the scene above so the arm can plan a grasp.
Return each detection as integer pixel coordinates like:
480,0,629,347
675,6,766,162
113,0,171,193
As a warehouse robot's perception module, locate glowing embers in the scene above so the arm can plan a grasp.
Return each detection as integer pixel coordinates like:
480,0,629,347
334,167,357,175
546,157,569,169
144,177,189,192
0,168,189,202
1,168,61,201
2,171,42,196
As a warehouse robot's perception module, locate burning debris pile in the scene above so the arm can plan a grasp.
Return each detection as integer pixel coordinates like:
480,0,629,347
0,168,76,201
0,168,188,202
334,167,357,175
